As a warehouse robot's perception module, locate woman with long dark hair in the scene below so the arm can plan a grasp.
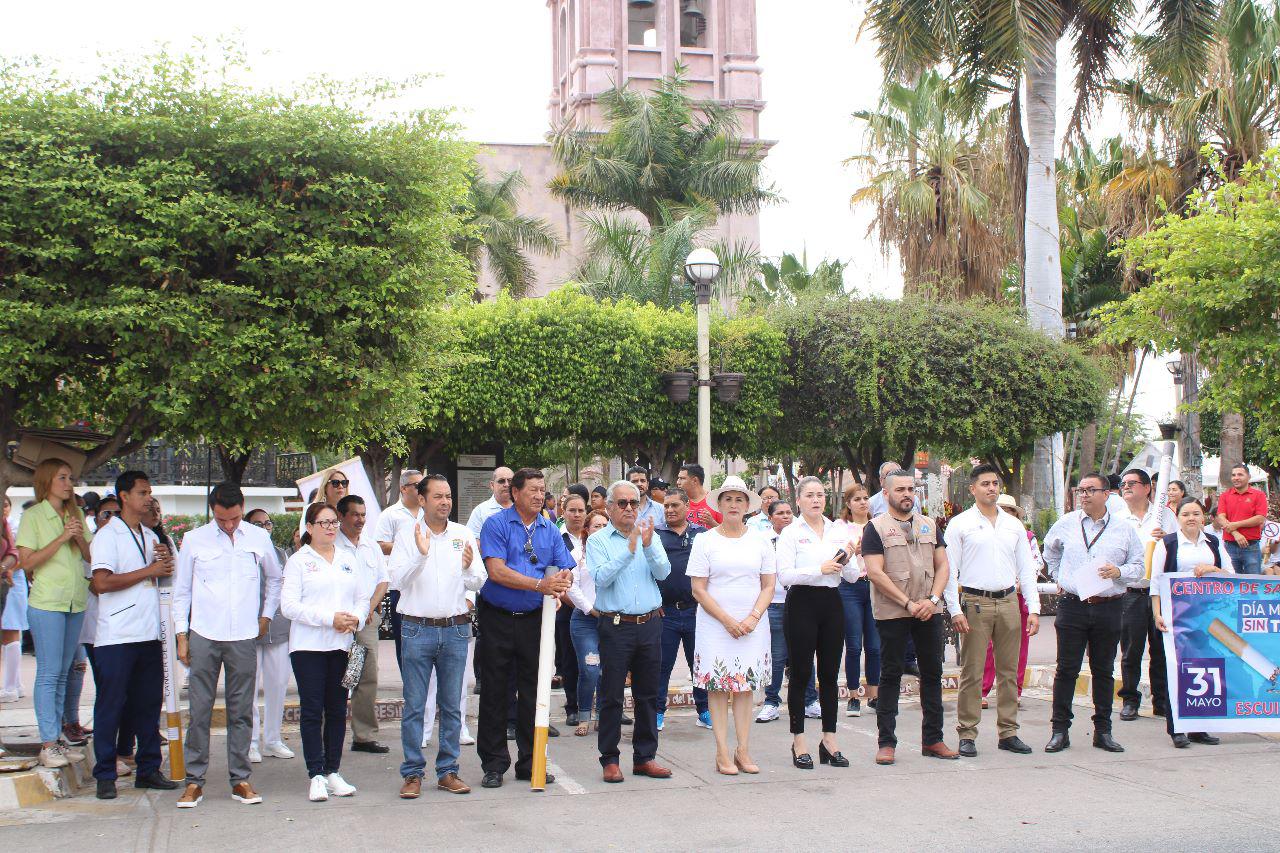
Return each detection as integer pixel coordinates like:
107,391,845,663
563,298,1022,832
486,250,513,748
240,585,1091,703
838,482,879,716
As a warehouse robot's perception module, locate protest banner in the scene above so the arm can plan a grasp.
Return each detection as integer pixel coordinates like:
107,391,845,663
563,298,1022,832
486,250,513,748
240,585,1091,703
1159,572,1280,732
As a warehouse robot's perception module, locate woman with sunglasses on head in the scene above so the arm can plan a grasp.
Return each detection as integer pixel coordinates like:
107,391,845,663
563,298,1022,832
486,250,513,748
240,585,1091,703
776,476,860,769
282,503,371,802
294,470,351,549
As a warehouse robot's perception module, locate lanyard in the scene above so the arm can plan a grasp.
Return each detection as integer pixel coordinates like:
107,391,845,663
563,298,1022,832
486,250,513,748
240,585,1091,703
126,523,149,564
1081,514,1109,554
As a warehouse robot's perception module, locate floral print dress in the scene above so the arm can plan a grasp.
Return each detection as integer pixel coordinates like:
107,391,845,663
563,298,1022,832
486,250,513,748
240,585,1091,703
686,528,775,692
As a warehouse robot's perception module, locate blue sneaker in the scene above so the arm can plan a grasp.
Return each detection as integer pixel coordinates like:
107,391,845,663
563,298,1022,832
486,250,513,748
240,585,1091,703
695,711,712,729
656,713,665,731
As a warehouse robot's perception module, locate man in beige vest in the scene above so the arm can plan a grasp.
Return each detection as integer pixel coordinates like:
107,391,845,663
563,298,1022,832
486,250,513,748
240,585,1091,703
862,469,958,766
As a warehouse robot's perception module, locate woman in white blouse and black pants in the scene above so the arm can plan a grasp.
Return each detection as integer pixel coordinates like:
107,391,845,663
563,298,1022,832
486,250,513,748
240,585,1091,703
282,503,372,801
776,476,860,768
1151,497,1232,748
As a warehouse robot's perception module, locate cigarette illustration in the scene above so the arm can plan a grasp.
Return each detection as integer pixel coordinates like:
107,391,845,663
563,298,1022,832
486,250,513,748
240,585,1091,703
1208,619,1280,686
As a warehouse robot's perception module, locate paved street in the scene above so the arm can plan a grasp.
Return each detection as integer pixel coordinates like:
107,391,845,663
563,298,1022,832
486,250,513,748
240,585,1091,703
3,683,1277,852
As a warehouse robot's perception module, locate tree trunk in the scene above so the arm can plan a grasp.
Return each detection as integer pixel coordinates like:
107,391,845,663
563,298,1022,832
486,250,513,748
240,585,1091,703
1024,48,1066,516
1006,80,1029,301
1108,349,1147,474
359,443,394,508
216,446,252,485
1179,351,1204,498
1079,421,1098,478
1219,410,1245,490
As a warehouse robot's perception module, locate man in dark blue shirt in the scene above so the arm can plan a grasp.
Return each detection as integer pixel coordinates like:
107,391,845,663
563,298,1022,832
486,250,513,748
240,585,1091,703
476,468,574,789
655,488,709,731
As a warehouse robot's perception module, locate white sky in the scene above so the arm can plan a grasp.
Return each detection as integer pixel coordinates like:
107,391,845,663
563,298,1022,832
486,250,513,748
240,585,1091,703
1,0,1176,439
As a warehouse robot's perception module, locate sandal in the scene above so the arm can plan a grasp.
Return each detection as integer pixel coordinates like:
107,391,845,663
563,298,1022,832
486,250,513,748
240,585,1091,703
575,723,590,737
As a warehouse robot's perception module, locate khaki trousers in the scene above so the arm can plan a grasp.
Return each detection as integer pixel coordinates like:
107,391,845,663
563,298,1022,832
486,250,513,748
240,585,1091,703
350,620,381,742
956,592,1021,739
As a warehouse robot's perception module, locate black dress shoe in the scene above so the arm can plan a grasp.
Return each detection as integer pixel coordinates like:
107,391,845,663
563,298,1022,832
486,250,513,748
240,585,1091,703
791,746,814,770
903,661,921,677
96,779,117,799
352,740,390,754
1044,732,1071,753
1152,705,1168,718
1119,701,1139,721
515,771,554,784
548,725,560,738
1188,733,1220,745
1171,734,1191,748
134,770,179,790
506,724,517,741
621,715,634,726
998,736,1033,754
1093,732,1125,752
566,712,580,727
818,742,849,767
958,738,977,758
481,771,503,789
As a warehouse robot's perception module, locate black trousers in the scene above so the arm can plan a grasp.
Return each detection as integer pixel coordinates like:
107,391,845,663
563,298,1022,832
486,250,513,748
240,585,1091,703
1051,595,1123,734
1119,590,1168,711
784,586,844,734
555,607,579,715
91,640,163,781
86,643,136,757
291,650,348,778
876,614,945,748
596,615,662,766
477,600,541,776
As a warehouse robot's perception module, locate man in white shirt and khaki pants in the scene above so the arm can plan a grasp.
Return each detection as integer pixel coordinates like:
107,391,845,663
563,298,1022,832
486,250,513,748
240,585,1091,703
945,465,1041,758
174,483,282,808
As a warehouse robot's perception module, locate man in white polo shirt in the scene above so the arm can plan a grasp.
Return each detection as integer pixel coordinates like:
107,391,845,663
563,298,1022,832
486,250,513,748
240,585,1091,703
337,495,391,754
944,465,1041,758
89,470,179,800
173,483,282,808
465,466,514,538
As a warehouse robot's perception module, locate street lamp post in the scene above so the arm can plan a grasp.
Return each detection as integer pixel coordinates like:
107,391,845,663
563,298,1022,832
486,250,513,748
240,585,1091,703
685,248,721,471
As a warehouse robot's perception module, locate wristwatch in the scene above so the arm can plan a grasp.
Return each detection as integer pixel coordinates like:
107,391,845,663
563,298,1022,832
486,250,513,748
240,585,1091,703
928,594,941,607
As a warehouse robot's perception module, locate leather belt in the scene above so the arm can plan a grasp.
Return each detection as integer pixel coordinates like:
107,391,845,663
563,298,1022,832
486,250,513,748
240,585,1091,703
1063,592,1119,606
599,607,663,625
402,613,471,627
667,599,697,611
961,585,1016,600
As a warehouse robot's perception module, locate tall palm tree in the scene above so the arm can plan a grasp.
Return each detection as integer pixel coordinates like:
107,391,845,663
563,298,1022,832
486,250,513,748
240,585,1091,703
453,169,561,299
863,0,1220,511
850,71,1014,300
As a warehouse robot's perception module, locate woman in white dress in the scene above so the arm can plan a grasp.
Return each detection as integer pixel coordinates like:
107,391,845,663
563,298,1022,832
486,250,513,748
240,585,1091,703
688,476,776,775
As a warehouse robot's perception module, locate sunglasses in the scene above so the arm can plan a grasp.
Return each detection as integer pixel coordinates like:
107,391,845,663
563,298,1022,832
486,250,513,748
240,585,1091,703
328,479,350,488
614,500,641,509
1121,479,1144,488
251,519,274,529
98,509,118,519
495,478,512,485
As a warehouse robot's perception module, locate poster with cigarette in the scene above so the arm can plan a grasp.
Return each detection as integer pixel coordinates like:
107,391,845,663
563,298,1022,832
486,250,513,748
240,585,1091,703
1158,572,1280,732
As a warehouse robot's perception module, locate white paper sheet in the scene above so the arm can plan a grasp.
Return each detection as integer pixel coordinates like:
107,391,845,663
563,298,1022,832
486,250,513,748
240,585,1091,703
1073,555,1115,599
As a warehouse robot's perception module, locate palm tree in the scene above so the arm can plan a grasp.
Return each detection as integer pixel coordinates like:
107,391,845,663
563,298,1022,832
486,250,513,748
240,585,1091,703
862,0,1220,512
849,71,1014,300
453,169,561,299
746,251,848,305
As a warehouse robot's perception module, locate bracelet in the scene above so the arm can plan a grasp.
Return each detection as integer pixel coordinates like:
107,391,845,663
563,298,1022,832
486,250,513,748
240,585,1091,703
750,610,763,619
534,577,542,592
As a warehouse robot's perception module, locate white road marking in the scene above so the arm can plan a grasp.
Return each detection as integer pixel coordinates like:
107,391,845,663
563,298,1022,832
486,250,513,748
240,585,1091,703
547,762,585,795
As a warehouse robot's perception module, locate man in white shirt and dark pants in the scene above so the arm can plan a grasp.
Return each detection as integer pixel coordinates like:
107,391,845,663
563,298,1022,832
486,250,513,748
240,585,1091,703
944,465,1041,758
89,471,179,799
336,495,391,753
390,474,484,797
174,483,282,808
465,466,514,538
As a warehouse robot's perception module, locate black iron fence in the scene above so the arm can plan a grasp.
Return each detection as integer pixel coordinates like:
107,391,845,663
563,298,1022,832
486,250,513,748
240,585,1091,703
84,443,315,489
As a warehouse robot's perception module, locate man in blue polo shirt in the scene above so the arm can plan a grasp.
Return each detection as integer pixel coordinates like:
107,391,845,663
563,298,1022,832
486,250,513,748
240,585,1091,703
655,488,708,731
476,468,574,789
588,481,673,784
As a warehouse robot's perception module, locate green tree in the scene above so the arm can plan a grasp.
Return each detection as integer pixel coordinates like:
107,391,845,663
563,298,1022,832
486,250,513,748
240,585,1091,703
1200,408,1279,480
0,49,473,492
454,168,561,299
1103,149,1280,465
744,251,848,306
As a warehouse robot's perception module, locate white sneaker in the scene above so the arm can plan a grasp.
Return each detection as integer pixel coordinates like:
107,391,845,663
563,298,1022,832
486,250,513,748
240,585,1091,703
804,700,823,719
39,746,69,768
263,742,295,759
459,727,476,746
61,745,85,762
0,689,18,703
755,703,780,723
325,772,356,797
309,775,329,802
248,745,262,764
116,760,133,777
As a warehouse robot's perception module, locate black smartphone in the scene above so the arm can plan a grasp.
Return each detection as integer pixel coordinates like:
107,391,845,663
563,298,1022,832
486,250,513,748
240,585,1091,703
833,548,850,565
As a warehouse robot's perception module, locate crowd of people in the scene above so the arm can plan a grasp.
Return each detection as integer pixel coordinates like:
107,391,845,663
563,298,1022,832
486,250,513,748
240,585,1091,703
0,454,1275,805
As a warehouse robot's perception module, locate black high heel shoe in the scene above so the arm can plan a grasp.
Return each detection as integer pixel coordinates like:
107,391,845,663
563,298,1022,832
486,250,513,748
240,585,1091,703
791,745,814,770
819,742,849,767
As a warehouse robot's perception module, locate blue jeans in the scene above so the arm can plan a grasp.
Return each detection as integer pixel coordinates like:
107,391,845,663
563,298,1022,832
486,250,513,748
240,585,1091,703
839,579,882,691
570,610,601,721
64,643,88,726
658,605,707,715
764,602,816,707
27,607,86,743
1225,540,1263,575
400,620,471,780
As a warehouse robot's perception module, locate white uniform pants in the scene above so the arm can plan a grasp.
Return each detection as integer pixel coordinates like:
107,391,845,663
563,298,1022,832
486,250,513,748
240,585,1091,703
251,642,291,749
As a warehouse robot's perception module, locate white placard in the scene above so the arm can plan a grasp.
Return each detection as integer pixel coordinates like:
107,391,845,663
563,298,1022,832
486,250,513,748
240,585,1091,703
457,454,497,469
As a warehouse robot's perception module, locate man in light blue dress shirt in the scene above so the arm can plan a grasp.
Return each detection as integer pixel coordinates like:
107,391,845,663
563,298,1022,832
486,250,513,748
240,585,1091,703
587,481,673,783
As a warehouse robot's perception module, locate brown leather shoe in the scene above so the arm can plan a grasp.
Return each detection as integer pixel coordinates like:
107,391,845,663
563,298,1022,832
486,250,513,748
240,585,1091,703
176,783,203,808
602,763,624,783
231,781,262,804
399,776,422,799
874,746,895,766
922,741,960,760
632,760,672,779
436,773,471,795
